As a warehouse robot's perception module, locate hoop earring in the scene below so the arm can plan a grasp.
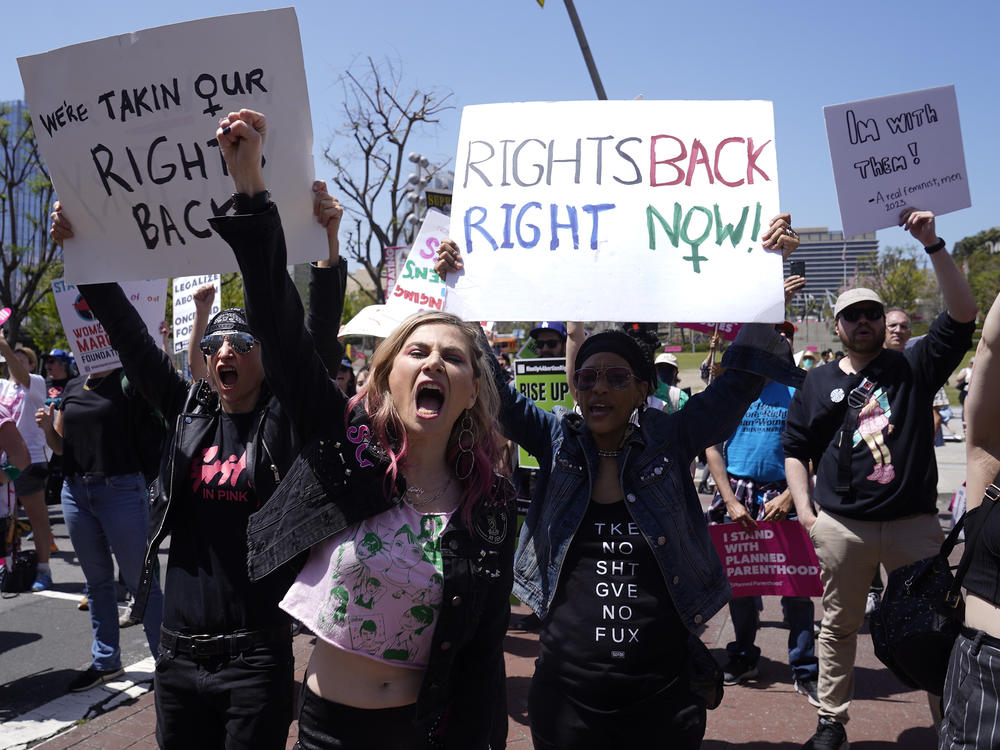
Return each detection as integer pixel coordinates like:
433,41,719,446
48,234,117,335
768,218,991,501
455,410,476,481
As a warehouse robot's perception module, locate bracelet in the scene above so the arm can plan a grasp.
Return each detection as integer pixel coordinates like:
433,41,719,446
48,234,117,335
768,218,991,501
232,190,270,215
2,463,21,481
924,237,946,255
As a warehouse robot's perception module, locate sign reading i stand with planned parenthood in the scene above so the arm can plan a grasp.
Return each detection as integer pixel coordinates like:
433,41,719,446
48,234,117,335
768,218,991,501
444,100,784,323
17,8,323,284
824,85,971,237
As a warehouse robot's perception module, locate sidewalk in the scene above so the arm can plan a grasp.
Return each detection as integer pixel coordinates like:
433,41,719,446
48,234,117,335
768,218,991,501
25,597,939,750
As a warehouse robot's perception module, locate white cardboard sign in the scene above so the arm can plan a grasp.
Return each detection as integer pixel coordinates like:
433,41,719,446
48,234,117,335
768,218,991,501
52,278,167,375
444,100,783,323
824,85,970,237
171,275,221,354
18,8,324,284
386,209,450,314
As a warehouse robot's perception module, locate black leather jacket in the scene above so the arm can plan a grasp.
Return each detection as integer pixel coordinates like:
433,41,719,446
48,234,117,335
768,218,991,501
79,260,346,625
212,206,516,749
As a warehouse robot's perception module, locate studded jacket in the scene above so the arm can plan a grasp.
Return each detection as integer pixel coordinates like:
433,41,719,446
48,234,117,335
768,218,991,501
212,205,517,749
496,324,800,632
78,259,346,627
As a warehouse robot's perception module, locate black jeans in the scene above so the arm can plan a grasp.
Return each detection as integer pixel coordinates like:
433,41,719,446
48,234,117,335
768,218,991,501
154,637,293,750
528,669,706,750
294,686,424,750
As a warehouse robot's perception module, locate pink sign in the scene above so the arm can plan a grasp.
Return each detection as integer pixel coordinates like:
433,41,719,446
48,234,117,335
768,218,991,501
663,345,683,352
0,307,10,327
709,521,822,597
678,322,743,341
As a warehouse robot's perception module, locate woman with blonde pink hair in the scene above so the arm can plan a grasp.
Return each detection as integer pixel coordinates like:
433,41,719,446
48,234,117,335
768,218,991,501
212,108,516,749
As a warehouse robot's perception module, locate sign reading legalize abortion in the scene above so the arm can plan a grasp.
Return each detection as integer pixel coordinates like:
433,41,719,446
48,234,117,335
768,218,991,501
513,358,574,470
172,275,221,355
52,277,166,375
17,8,323,284
444,100,784,322
824,85,970,237
708,521,822,598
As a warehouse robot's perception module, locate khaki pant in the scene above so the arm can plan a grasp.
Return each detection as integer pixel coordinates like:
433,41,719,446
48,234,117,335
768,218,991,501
809,509,943,724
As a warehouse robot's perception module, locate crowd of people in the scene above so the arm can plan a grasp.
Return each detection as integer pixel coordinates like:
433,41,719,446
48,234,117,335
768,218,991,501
0,105,993,750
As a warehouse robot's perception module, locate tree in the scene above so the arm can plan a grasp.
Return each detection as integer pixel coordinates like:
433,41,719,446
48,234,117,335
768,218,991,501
853,245,934,313
0,102,61,344
323,58,453,304
953,228,1000,319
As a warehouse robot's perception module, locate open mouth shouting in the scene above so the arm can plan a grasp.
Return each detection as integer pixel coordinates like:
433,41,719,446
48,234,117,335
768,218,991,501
217,364,239,390
415,380,446,419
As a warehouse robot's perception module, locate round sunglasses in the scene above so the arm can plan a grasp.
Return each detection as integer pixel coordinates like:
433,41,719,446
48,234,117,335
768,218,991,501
573,366,635,391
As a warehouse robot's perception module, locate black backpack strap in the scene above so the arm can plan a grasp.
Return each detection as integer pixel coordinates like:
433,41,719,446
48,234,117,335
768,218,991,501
947,473,1000,605
834,355,889,500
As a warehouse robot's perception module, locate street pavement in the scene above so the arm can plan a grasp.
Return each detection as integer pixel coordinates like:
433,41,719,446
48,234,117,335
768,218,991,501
0,438,969,749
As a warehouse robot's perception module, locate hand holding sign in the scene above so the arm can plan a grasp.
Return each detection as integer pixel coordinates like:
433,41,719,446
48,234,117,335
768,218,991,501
900,207,937,247
216,109,267,195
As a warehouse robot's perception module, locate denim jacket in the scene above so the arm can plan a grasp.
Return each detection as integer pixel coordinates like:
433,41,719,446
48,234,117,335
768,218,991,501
497,325,800,630
212,206,516,749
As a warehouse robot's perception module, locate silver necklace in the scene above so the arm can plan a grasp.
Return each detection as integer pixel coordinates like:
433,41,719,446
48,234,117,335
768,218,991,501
404,476,453,507
597,449,621,458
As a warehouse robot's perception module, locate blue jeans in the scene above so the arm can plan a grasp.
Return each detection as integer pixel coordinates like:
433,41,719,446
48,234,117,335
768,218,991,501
727,595,818,681
62,473,163,670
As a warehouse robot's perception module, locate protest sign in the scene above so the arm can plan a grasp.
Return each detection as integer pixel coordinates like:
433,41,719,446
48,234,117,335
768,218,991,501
386,209,450,314
709,521,822,597
0,308,10,327
824,85,970,237
677,322,742,341
513,358,574,470
171,275,221,354
381,246,406,299
340,209,453,340
444,100,783,323
18,8,322,284
52,277,166,375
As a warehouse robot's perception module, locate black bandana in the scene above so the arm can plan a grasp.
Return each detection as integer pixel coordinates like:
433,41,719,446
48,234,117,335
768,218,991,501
204,308,252,337
574,330,656,390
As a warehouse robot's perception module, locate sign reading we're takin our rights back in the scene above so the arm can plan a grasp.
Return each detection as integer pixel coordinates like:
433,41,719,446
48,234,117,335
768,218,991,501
18,8,324,284
824,85,970,237
444,100,784,324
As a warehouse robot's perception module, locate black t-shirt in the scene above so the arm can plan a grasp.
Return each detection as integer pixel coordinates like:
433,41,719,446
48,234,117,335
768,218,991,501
783,311,974,521
163,410,293,633
59,371,144,477
539,499,688,709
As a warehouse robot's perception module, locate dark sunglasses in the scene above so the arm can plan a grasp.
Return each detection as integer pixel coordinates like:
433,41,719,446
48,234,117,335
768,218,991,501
199,332,257,356
535,338,562,350
839,306,884,324
573,366,635,391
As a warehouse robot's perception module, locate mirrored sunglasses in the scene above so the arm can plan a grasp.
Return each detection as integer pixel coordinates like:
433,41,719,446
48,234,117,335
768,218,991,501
573,366,635,391
840,306,884,323
199,332,257,356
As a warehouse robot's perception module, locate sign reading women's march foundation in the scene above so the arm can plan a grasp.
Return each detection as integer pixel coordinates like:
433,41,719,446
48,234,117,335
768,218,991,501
824,85,970,237
18,8,322,284
52,278,166,375
172,275,221,354
445,100,783,323
709,521,822,597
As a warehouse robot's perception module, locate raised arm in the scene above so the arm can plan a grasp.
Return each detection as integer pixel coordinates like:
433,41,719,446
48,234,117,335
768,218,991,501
187,284,216,382
308,180,348,377
0,333,30,388
901,209,977,323
50,202,189,420
209,109,345,439
966,291,1000,508
566,321,585,402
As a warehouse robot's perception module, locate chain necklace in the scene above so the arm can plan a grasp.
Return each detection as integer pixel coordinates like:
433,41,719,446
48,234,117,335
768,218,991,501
404,476,453,508
596,449,621,458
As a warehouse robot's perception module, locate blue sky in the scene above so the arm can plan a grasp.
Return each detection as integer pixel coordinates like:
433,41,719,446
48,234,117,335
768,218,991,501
3,0,998,251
